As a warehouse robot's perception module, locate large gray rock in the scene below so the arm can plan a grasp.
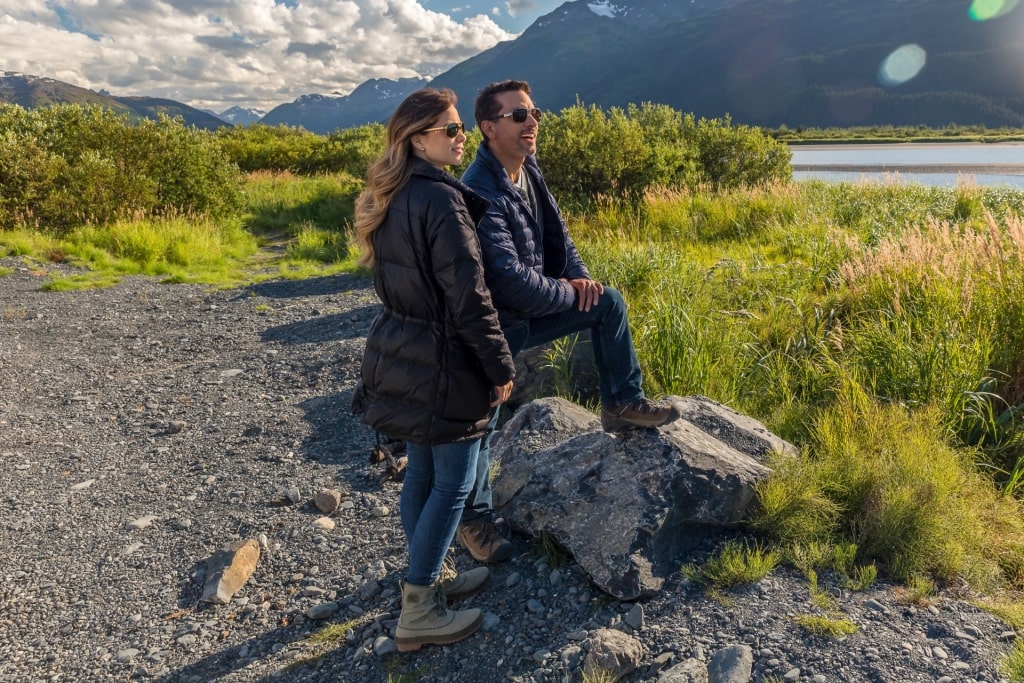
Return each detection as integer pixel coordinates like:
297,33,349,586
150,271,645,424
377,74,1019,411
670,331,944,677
492,396,788,600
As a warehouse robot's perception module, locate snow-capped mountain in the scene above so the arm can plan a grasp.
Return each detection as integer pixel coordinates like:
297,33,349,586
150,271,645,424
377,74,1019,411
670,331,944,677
259,78,428,134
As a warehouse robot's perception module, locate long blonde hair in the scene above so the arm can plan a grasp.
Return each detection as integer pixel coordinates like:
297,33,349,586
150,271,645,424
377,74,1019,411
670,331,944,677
353,88,458,267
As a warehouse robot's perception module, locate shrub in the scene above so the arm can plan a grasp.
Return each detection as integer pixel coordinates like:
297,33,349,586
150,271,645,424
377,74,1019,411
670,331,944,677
0,103,241,235
685,114,793,191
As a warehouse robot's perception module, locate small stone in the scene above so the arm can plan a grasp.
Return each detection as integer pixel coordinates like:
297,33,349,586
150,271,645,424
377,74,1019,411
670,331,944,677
373,636,396,656
624,603,644,630
305,602,339,620
371,505,389,517
864,598,888,613
126,515,159,530
314,489,344,513
314,516,336,531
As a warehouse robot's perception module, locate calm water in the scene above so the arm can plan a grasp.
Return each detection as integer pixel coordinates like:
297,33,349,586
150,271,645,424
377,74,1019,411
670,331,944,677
789,142,1024,188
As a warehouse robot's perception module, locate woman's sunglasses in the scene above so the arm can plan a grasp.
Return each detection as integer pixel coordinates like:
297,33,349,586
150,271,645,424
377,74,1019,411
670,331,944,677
490,107,542,123
422,122,465,138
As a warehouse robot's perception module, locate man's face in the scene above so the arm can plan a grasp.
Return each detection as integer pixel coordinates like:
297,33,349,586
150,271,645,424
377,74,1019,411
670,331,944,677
482,90,539,165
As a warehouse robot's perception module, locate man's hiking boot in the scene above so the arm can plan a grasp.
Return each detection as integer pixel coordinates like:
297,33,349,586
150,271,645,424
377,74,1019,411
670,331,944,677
601,397,681,432
438,553,490,601
456,519,513,563
395,581,482,652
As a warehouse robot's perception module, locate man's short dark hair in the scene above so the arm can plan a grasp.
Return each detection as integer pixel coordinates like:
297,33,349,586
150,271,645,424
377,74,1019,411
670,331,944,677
474,80,532,132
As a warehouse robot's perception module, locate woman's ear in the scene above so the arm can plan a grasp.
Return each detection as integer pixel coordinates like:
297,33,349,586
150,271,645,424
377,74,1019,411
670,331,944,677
410,134,425,153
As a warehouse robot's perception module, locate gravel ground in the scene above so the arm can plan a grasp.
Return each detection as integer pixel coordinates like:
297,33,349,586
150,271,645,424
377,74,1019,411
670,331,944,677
0,257,1018,683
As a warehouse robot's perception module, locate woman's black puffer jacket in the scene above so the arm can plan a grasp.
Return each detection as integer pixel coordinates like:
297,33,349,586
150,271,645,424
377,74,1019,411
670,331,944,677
353,160,515,445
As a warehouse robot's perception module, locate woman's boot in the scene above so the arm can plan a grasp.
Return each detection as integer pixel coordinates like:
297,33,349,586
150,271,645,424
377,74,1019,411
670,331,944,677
396,581,482,652
438,554,490,602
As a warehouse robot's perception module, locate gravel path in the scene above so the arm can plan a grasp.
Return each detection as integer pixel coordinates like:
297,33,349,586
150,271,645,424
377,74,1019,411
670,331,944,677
0,257,1017,683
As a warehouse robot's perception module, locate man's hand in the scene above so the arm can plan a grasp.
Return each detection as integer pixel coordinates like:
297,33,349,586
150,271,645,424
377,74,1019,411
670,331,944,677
490,380,514,407
564,278,605,312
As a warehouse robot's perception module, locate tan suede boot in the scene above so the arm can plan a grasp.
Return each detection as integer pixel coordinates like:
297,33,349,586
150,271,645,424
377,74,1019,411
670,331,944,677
396,581,483,652
438,554,490,601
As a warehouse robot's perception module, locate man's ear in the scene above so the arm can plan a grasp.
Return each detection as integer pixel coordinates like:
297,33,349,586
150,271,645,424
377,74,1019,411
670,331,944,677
479,120,495,142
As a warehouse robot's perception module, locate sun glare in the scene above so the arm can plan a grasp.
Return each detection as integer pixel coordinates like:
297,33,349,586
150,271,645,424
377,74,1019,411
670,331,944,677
878,44,927,87
968,0,1021,20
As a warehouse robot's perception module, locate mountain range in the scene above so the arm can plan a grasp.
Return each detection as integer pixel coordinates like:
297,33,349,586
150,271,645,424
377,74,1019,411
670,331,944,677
4,0,1024,133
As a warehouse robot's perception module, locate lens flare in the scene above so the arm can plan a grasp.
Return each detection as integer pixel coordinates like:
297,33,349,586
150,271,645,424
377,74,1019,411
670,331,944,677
969,0,1021,20
878,44,927,87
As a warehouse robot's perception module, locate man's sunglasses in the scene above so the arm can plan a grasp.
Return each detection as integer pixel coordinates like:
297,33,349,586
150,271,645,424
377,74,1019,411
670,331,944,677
422,122,465,138
490,107,542,123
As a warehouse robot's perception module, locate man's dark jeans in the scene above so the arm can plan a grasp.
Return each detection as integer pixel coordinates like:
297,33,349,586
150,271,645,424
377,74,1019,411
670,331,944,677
461,286,644,523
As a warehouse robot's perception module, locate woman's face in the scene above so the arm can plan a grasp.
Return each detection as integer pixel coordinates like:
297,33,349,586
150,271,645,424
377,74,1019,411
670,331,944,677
412,105,467,169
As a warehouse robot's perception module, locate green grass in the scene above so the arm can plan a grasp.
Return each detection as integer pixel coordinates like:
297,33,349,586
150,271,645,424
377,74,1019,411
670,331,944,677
0,171,362,289
683,539,780,589
794,614,859,638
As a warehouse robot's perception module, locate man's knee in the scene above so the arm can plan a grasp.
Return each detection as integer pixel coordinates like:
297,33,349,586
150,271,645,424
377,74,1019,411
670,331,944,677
599,286,628,318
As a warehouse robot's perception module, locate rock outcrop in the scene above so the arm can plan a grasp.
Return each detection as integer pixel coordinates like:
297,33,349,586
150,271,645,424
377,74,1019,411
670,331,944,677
492,396,793,600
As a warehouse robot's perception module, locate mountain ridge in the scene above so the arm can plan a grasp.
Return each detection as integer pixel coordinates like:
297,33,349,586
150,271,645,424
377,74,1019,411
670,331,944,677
4,0,1024,132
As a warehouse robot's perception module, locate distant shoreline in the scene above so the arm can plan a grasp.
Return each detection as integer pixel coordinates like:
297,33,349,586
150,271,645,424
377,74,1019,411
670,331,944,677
792,163,1024,175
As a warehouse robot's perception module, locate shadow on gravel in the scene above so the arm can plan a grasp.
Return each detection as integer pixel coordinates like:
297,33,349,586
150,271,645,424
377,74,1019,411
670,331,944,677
151,622,316,683
261,308,378,344
296,389,378,467
246,273,369,299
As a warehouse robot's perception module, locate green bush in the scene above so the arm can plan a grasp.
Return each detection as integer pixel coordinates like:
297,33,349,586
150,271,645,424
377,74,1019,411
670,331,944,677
686,114,793,191
216,123,388,177
215,124,322,173
538,103,790,206
0,103,241,235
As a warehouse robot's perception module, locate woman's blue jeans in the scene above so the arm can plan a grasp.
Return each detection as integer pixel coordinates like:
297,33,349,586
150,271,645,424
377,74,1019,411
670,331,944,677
402,438,481,586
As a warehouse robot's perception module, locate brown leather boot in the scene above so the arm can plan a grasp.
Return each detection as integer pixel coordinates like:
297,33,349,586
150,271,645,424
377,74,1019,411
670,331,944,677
456,518,513,563
601,397,681,432
396,581,482,652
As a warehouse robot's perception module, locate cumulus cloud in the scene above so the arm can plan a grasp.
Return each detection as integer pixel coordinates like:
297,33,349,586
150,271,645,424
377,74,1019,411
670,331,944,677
0,0,514,112
506,0,537,17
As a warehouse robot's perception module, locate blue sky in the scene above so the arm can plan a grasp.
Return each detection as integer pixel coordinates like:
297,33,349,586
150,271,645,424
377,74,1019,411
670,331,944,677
0,0,568,112
435,0,564,33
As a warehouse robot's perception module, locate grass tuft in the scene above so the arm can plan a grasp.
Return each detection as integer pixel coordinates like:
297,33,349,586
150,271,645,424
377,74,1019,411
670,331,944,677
683,539,780,589
794,614,859,638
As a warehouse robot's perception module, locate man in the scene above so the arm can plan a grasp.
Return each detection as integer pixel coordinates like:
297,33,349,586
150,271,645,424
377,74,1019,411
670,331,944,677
456,80,681,563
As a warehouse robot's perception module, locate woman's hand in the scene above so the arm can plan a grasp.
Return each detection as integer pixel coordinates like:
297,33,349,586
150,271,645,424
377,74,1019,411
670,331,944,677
490,380,514,406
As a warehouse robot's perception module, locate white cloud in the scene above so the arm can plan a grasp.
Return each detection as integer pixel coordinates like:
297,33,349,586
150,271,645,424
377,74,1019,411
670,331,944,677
0,0,514,112
506,0,536,17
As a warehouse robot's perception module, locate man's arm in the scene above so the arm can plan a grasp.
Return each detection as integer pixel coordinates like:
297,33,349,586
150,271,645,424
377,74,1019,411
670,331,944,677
476,202,577,319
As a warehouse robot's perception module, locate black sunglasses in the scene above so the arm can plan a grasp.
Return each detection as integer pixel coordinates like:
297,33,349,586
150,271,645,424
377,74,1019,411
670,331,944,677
422,122,465,138
490,107,542,123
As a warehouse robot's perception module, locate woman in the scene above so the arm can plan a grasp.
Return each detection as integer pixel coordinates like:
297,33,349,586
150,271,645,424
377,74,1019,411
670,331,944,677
351,88,515,652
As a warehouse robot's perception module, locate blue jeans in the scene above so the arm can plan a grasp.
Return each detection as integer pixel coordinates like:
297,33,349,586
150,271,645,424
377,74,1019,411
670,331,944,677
402,439,481,585
461,286,644,523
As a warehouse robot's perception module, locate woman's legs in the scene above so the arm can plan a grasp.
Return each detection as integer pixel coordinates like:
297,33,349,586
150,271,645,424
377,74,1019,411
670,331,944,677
402,439,480,586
